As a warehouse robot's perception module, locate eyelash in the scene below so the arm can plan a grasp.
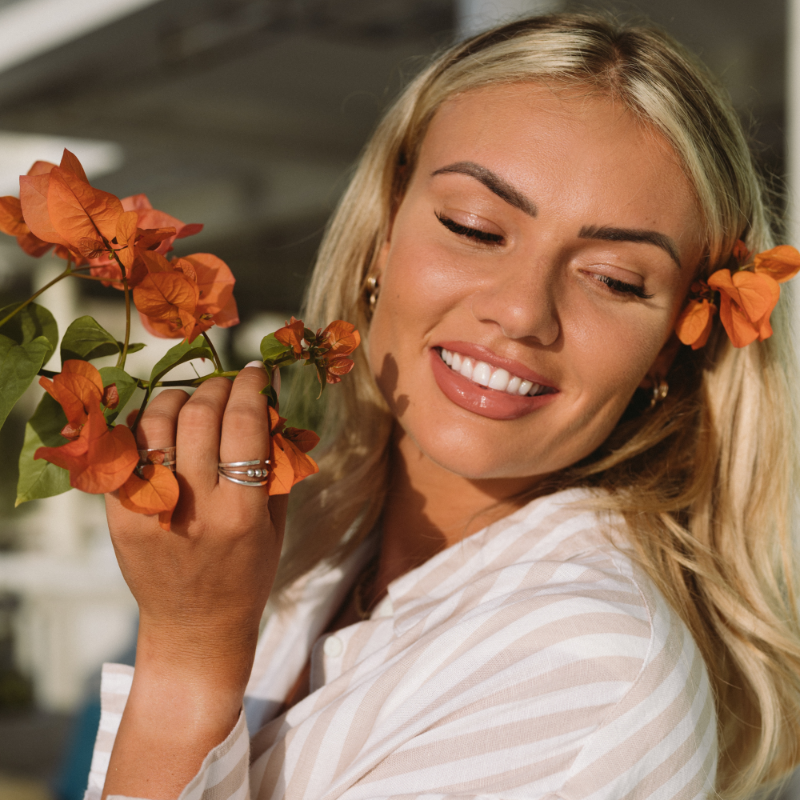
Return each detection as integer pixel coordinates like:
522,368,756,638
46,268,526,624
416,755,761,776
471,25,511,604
435,211,653,300
436,212,504,244
594,275,654,299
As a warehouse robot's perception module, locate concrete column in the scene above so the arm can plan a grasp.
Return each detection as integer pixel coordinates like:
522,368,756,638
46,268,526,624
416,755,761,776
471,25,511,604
456,0,563,40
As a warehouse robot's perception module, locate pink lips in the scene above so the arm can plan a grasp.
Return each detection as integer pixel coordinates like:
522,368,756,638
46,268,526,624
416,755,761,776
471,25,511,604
430,344,558,420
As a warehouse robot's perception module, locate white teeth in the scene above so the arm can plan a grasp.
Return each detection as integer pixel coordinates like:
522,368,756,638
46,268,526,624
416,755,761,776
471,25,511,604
488,368,510,391
439,348,550,398
472,361,492,386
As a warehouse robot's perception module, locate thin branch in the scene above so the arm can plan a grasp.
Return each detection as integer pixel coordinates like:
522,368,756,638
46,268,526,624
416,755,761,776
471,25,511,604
202,331,224,372
0,264,71,329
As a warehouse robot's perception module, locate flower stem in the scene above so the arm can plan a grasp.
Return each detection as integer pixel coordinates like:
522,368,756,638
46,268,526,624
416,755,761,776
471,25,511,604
0,264,71,330
118,278,131,369
202,331,224,372
109,249,131,370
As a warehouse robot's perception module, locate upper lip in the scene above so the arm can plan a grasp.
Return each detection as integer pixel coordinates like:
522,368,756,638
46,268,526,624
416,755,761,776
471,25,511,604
433,341,559,390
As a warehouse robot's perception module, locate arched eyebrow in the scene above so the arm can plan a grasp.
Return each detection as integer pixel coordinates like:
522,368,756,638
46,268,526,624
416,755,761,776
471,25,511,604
431,161,537,217
579,225,682,270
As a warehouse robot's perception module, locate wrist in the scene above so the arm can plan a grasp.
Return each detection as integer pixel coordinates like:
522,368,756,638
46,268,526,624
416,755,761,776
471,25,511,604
134,616,259,700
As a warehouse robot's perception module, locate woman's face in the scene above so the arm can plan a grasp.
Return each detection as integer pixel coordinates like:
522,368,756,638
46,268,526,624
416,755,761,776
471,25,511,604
368,83,704,483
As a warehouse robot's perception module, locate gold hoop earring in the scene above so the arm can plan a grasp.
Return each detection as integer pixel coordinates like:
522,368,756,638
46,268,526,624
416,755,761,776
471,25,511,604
650,380,669,409
365,274,380,319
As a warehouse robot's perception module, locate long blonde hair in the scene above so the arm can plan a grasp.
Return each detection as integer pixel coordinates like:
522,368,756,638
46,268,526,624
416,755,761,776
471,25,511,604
280,13,800,798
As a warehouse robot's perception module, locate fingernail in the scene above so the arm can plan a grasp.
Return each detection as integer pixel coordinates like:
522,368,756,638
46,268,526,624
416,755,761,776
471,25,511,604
272,368,282,396
245,360,265,369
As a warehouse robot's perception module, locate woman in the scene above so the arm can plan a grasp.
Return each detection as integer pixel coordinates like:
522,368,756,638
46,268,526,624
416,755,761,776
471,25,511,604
91,13,800,800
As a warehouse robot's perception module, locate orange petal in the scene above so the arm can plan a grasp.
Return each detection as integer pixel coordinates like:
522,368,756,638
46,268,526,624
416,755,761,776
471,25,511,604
39,360,104,429
274,317,305,354
79,409,139,493
183,253,236,317
59,149,88,183
20,173,68,245
0,196,29,236
133,271,199,340
325,354,355,379
47,168,123,248
119,465,180,531
753,245,800,284
266,437,296,495
26,160,56,177
282,427,320,454
16,231,53,257
35,403,138,494
709,270,780,347
115,210,139,270
321,320,360,356
282,438,319,486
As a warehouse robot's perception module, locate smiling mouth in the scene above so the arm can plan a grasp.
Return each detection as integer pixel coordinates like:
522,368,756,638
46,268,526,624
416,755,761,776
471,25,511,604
438,348,557,398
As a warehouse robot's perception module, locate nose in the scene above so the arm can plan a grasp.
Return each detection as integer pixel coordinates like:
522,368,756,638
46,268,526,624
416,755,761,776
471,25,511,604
470,262,561,346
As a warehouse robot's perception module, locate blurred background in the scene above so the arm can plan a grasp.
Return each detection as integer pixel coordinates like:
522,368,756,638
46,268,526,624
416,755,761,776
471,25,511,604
0,0,793,798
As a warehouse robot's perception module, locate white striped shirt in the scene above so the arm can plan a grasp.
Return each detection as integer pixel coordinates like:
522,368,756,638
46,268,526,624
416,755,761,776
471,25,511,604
86,487,717,800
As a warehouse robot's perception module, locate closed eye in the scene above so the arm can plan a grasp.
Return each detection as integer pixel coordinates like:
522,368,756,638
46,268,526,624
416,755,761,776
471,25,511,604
594,274,653,299
436,212,504,244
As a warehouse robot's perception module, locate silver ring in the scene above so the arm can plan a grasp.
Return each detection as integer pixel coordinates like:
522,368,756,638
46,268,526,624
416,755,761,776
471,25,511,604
137,446,176,472
218,459,271,486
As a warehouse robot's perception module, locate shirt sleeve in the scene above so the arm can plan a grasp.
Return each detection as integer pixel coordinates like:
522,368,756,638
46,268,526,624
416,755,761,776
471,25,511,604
84,662,251,800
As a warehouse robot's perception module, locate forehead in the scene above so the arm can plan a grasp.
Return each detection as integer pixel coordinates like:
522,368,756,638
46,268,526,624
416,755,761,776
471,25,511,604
416,83,703,253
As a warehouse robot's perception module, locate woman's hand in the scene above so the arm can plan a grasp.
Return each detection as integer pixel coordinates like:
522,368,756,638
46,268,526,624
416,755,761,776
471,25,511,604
102,364,286,800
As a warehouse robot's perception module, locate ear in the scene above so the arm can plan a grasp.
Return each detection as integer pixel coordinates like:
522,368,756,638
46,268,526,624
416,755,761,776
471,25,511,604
639,333,682,389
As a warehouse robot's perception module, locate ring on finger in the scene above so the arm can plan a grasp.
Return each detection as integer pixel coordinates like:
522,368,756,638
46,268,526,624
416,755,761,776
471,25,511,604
218,459,271,487
137,446,177,473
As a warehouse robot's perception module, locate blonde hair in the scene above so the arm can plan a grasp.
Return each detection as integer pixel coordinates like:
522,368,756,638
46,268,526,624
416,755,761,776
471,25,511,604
280,13,800,798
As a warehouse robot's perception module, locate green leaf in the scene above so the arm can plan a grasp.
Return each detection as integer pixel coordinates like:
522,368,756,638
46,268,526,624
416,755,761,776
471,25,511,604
149,337,214,388
15,393,71,505
60,315,144,362
260,333,290,362
0,334,52,433
99,367,138,423
0,301,58,362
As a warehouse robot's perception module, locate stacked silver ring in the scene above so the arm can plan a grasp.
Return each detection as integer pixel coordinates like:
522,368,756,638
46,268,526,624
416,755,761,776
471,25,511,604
137,446,177,474
218,459,271,486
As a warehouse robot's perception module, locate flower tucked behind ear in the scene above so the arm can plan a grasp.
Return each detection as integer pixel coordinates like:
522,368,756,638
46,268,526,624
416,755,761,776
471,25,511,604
675,282,716,350
675,242,800,349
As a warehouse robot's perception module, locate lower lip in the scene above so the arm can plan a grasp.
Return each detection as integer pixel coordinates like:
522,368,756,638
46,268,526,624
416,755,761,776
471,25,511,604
430,349,558,420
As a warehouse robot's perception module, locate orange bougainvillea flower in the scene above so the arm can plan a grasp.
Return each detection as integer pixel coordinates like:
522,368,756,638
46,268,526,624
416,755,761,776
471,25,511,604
118,464,180,532
265,407,319,495
317,320,360,384
274,316,306,355
707,268,780,347
131,250,238,340
87,193,203,286
35,402,139,494
675,280,717,350
39,359,118,439
132,251,200,340
20,150,123,262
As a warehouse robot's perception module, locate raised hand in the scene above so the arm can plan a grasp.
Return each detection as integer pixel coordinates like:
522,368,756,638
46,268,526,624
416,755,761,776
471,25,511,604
103,363,286,800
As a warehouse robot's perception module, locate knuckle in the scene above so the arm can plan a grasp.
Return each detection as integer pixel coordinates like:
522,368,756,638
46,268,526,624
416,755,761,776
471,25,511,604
178,397,220,432
226,404,267,431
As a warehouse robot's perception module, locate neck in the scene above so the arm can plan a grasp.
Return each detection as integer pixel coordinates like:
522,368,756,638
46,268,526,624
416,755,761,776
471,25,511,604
376,426,537,591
